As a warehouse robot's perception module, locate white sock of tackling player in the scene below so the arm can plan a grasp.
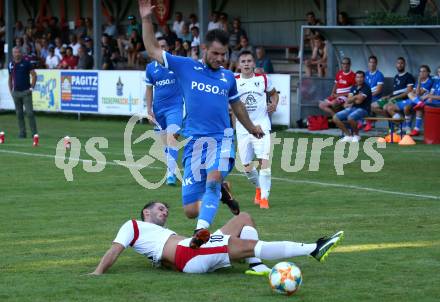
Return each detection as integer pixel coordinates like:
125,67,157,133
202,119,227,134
254,241,317,260
245,167,260,188
166,146,179,177
240,226,271,272
259,168,271,199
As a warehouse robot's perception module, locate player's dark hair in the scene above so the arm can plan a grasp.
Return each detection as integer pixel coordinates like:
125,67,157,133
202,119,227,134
368,55,377,63
140,201,169,221
238,50,254,60
356,70,365,77
397,57,406,63
306,11,315,17
205,29,229,47
420,64,431,73
157,37,168,46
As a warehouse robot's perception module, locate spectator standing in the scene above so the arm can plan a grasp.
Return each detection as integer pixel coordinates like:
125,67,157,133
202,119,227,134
74,17,87,39
104,16,117,38
77,45,94,69
45,47,60,69
162,24,178,50
408,0,439,17
207,11,221,30
84,36,94,56
172,12,185,37
178,23,192,42
191,26,200,45
188,13,199,30
337,12,351,26
8,47,38,143
47,17,60,44
219,13,229,31
85,17,93,37
229,18,246,51
254,46,274,74
69,34,81,56
304,11,323,49
54,37,64,59
102,34,118,70
14,21,25,39
230,35,253,72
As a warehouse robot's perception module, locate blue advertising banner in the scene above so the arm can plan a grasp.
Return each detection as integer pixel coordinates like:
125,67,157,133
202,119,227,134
61,71,98,112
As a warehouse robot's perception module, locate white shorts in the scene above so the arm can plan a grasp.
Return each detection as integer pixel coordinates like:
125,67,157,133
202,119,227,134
175,230,231,273
237,131,271,165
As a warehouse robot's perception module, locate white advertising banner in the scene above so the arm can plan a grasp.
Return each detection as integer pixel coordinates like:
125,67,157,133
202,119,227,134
98,71,145,116
268,74,291,126
0,69,15,110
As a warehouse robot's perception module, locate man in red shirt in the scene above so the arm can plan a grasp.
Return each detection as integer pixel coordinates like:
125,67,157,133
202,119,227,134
58,46,78,69
318,57,355,116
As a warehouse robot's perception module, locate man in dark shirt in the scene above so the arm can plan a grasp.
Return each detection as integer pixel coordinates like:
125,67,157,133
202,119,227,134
333,70,372,143
77,45,94,69
8,47,38,141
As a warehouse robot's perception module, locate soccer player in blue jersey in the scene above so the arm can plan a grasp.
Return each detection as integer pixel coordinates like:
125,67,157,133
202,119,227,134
363,55,384,132
139,0,264,249
392,65,433,136
145,37,183,185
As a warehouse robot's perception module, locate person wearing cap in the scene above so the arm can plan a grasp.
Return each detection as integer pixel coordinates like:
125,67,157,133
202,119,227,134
117,15,141,60
84,36,94,56
77,45,94,69
8,46,38,140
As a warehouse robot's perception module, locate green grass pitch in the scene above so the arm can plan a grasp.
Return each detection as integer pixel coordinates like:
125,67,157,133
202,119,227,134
1,113,439,301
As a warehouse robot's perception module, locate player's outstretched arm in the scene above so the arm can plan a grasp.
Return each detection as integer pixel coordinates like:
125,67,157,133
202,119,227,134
90,243,125,275
230,101,264,138
138,0,163,64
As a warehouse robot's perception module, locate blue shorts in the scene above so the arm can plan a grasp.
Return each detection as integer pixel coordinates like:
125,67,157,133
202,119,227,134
153,107,183,133
182,137,235,205
335,107,369,122
397,97,419,111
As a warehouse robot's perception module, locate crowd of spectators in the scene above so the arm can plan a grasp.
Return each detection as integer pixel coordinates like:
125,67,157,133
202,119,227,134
0,11,275,73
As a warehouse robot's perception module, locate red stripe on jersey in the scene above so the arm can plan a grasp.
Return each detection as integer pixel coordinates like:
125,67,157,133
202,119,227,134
255,73,268,90
174,244,228,272
235,74,241,79
129,219,139,247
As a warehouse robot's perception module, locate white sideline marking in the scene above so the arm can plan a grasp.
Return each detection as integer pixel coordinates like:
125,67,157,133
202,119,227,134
0,148,439,200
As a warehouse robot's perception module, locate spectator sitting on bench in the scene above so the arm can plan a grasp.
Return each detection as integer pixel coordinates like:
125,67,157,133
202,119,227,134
318,57,355,117
373,57,414,119
396,65,433,136
304,34,327,77
363,55,385,131
333,70,372,143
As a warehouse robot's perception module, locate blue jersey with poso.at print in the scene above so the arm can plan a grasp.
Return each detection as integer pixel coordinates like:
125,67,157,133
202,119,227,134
161,51,239,139
145,61,183,113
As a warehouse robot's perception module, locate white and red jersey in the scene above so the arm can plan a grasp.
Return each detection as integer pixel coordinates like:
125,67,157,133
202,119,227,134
235,73,274,135
113,220,176,267
335,70,355,96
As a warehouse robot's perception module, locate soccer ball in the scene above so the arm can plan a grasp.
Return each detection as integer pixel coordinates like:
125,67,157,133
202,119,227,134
268,262,302,296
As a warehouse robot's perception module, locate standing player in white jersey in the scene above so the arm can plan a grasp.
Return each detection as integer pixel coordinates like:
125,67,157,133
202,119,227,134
138,0,264,249
235,51,279,209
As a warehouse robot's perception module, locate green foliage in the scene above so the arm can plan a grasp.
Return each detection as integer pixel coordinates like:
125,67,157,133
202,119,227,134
365,12,440,25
